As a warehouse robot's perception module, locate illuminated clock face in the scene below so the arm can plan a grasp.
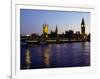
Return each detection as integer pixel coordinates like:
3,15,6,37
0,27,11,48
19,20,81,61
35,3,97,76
82,25,83,27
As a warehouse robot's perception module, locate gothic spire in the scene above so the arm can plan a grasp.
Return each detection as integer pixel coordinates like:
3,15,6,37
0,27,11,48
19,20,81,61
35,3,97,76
81,18,85,25
55,25,58,33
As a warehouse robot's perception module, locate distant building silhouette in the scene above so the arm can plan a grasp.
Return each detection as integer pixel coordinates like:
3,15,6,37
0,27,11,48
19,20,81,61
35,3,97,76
49,25,58,38
55,25,58,36
65,30,74,41
81,18,86,40
22,18,90,42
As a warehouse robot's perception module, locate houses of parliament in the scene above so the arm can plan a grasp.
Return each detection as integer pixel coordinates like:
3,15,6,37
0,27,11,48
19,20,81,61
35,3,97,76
42,18,90,41
21,18,90,44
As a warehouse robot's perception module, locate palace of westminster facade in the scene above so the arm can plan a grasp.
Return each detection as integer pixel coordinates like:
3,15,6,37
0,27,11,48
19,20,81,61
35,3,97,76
42,18,90,41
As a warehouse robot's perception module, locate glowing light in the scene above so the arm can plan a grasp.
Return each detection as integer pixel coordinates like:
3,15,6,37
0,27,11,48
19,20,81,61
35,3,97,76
26,34,30,37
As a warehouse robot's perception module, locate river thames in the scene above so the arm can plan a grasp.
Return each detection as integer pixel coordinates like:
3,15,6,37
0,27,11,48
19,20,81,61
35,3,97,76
20,42,90,69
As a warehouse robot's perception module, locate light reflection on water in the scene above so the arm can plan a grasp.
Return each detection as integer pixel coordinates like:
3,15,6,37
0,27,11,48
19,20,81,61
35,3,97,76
43,47,51,67
21,42,90,69
25,48,31,69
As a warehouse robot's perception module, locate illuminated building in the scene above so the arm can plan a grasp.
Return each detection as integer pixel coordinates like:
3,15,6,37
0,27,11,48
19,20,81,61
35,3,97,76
43,24,48,38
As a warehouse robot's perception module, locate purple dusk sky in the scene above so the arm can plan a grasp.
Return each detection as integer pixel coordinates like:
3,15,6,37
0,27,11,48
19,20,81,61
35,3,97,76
20,9,90,35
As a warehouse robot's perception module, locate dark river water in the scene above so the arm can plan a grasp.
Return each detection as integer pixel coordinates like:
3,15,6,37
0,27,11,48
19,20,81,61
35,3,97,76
20,42,90,69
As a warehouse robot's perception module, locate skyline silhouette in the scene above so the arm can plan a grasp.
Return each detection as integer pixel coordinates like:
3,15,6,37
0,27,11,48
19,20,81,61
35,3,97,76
20,9,90,36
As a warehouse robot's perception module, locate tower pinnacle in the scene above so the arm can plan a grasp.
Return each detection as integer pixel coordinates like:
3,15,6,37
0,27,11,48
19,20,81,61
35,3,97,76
81,18,85,26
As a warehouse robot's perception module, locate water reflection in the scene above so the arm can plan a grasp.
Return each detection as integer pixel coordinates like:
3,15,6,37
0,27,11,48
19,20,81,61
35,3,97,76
21,42,90,69
43,46,51,67
25,48,31,69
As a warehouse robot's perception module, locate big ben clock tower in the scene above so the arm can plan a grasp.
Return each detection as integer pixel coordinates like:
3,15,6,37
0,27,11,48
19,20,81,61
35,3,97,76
81,18,86,40
81,18,85,35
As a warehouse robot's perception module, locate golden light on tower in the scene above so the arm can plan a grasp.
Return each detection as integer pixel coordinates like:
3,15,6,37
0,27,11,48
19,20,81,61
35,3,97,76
43,24,48,38
44,25,48,34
